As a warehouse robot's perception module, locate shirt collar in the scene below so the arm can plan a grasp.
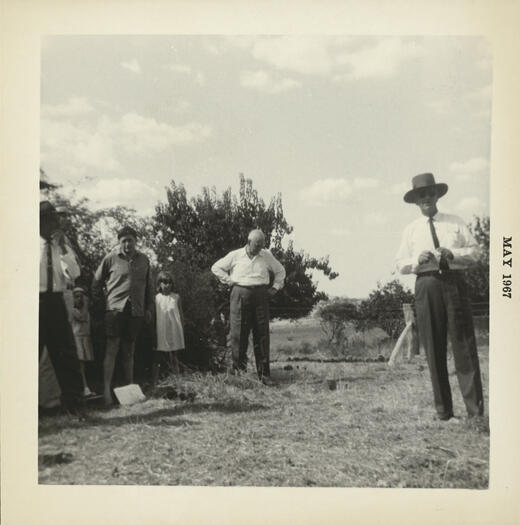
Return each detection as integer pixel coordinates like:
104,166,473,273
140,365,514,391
422,210,443,223
243,245,264,258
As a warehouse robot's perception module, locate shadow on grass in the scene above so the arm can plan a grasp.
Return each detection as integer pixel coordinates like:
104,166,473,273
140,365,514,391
39,401,269,437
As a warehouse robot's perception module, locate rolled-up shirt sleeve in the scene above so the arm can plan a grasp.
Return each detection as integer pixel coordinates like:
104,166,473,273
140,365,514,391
265,251,286,290
92,257,107,304
60,247,80,282
211,252,234,286
395,225,416,275
450,220,480,266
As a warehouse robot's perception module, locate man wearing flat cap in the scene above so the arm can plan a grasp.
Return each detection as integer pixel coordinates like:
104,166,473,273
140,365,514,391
395,173,484,422
92,225,154,405
39,201,84,412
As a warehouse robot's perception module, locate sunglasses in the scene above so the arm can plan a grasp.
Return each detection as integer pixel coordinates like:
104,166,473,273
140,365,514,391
416,188,437,199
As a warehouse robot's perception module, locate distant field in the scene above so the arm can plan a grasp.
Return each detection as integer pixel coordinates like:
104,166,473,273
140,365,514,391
39,318,489,488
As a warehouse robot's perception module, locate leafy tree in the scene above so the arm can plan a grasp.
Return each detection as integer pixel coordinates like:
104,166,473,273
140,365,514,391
358,279,414,339
152,174,339,367
43,184,153,289
270,241,337,319
314,298,361,345
466,215,489,310
152,174,337,321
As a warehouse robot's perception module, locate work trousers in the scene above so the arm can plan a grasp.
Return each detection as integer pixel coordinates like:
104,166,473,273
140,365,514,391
39,292,84,410
415,271,484,418
229,285,270,378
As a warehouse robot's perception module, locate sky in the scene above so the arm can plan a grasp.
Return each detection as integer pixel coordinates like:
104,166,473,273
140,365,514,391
41,35,491,298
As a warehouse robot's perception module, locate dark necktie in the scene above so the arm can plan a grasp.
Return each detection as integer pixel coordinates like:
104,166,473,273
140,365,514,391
47,239,54,292
428,217,449,271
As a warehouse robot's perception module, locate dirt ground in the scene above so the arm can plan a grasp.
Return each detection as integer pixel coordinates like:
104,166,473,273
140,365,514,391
39,334,489,488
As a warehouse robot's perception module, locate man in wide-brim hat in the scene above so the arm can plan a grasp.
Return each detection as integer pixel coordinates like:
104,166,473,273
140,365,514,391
39,200,85,413
395,173,484,422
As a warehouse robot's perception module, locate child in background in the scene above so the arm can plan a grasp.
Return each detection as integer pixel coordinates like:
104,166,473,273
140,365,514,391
71,287,95,397
152,271,185,386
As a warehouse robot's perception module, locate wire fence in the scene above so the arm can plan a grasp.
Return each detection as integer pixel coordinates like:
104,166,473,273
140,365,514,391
269,303,490,317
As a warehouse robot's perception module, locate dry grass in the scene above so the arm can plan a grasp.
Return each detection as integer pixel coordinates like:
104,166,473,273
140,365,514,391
39,342,489,488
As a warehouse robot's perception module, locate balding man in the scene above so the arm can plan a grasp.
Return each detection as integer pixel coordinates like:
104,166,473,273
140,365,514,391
211,230,286,384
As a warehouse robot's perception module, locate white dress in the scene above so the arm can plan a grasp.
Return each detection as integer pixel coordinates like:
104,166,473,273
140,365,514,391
155,292,185,352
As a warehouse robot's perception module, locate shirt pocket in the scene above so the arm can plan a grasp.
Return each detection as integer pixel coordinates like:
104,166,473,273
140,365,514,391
443,224,462,248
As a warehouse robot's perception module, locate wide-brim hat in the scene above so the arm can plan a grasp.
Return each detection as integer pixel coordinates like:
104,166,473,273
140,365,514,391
404,173,448,203
40,200,58,216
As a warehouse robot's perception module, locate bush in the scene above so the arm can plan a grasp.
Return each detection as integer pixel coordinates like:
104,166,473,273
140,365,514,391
358,280,414,339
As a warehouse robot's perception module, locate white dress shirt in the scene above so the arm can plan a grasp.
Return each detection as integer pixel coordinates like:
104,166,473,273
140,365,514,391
211,247,286,290
395,211,480,275
40,233,81,292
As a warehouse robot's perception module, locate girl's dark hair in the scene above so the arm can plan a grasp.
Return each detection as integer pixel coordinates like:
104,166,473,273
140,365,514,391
156,270,174,292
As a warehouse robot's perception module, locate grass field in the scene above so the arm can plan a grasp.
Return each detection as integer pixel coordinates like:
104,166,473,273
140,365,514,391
39,319,489,488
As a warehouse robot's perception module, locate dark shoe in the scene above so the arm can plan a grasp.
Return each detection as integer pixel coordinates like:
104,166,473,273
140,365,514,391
261,376,276,386
435,414,460,423
434,413,454,421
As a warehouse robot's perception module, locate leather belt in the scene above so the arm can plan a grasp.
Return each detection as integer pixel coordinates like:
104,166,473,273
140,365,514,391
417,270,464,277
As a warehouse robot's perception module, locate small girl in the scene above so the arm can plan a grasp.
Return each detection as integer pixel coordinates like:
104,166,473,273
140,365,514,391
152,270,185,386
71,286,95,397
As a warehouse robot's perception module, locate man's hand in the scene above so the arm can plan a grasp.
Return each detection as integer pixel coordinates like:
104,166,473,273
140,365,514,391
418,250,436,265
267,287,278,297
145,309,153,324
436,247,454,261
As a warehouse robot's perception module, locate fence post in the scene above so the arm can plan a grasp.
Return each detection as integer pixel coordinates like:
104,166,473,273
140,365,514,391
403,303,420,359
388,303,420,367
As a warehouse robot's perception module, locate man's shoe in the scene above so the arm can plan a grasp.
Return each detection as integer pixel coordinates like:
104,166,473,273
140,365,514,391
261,376,275,386
434,413,454,422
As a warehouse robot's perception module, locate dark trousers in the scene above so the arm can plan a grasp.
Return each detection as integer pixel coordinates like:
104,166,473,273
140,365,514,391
39,292,84,409
415,272,484,418
229,285,270,378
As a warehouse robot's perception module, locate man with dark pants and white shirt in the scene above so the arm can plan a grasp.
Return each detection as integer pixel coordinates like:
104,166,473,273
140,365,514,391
395,173,484,422
39,201,84,413
211,230,286,385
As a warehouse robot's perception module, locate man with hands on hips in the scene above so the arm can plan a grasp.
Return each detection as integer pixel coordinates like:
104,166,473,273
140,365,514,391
211,229,286,385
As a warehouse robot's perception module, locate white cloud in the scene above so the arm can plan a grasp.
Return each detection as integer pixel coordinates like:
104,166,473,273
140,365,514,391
251,37,335,75
299,178,353,206
82,178,159,215
467,84,492,102
195,71,206,86
41,97,94,118
353,177,379,189
455,197,488,220
449,157,489,181
121,59,142,74
390,182,408,195
41,110,212,182
118,113,212,153
166,63,192,74
165,63,206,85
330,227,350,237
364,212,386,226
41,117,120,178
227,36,424,82
335,38,424,80
240,70,301,94
426,99,450,115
